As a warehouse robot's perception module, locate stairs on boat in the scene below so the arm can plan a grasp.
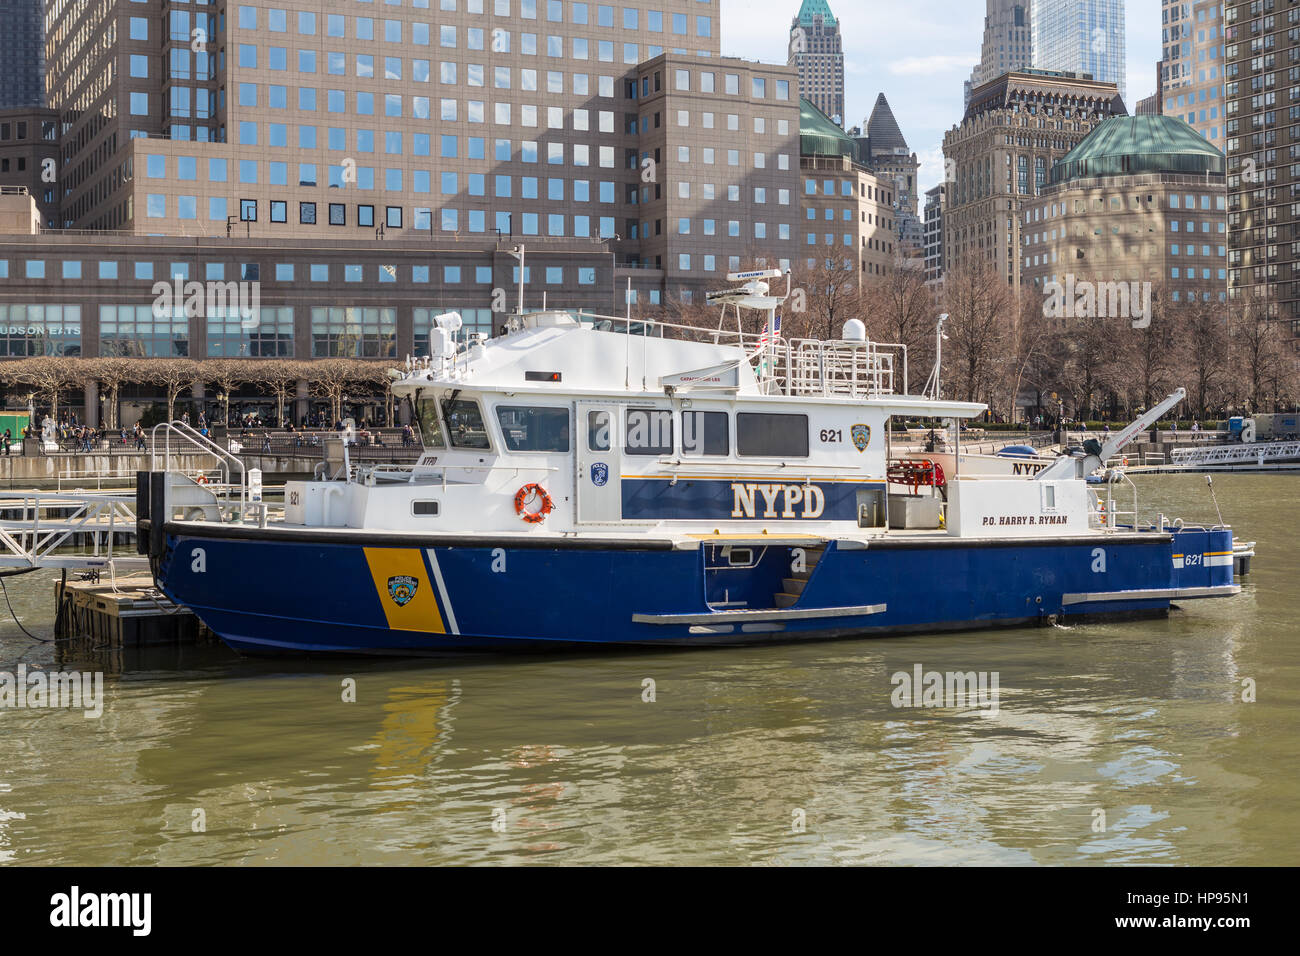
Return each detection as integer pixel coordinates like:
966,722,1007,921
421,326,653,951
773,546,824,609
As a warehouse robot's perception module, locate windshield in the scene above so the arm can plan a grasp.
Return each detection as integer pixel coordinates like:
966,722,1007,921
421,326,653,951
441,397,492,449
414,398,446,448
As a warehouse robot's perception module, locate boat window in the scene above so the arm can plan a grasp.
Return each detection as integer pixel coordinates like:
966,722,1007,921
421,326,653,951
412,500,440,516
736,412,809,458
496,405,570,452
441,398,491,449
587,411,611,451
682,411,729,457
625,407,673,456
414,399,446,448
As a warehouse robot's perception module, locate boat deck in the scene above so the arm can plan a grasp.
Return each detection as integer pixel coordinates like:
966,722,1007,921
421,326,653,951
165,518,1160,548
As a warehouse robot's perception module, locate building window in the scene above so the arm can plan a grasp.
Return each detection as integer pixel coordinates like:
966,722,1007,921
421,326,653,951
310,306,397,358
99,304,188,357
207,306,295,357
0,304,82,357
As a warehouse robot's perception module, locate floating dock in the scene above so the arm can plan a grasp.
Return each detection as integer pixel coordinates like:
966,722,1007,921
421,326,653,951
54,572,212,648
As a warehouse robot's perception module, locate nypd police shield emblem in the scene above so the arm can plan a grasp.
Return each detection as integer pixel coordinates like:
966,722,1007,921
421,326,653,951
590,462,610,487
387,575,418,607
851,423,871,453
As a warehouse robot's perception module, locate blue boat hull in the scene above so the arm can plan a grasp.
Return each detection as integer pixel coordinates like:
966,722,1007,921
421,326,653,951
154,523,1236,657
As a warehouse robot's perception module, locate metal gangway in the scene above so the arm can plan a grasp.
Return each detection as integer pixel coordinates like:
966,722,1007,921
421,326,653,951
0,490,148,572
1171,441,1300,468
0,421,262,574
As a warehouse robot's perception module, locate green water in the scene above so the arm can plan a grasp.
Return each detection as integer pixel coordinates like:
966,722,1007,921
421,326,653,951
0,474,1296,865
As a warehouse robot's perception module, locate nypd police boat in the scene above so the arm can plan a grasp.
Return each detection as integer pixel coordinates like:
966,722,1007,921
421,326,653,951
135,270,1246,656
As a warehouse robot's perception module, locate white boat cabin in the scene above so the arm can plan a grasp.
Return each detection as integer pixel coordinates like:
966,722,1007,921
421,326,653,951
281,308,1098,540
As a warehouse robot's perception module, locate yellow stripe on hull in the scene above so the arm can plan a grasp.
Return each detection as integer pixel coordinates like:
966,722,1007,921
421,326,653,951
364,548,446,634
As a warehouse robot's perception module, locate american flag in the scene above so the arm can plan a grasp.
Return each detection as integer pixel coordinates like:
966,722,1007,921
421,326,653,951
758,313,782,348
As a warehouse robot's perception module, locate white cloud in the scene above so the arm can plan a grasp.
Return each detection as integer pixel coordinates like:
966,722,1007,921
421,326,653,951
916,145,949,195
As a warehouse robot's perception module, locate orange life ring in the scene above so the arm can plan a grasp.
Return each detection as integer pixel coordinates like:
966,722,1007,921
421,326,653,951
514,483,554,524
195,474,209,485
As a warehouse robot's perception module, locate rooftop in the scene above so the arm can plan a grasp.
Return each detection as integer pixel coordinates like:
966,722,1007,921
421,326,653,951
799,98,860,163
865,93,909,155
1051,115,1225,183
793,0,838,27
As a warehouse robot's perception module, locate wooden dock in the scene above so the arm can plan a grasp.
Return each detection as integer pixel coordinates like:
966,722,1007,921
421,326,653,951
54,573,214,647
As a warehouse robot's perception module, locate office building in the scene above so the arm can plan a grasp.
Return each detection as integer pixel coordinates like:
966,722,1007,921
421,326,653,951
923,183,946,285
625,53,800,299
0,228,617,424
1031,0,1127,104
1022,115,1227,304
788,0,844,127
966,1,1034,110
858,94,922,254
1224,1,1295,331
942,69,1125,289
0,108,59,228
1157,0,1226,143
798,100,898,278
0,0,45,110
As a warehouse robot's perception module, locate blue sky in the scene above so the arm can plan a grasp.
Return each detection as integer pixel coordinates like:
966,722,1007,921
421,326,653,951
719,0,1163,193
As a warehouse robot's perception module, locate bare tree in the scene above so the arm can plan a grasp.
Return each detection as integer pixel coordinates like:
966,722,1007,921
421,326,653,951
308,359,385,424
862,261,937,394
940,265,1011,406
200,359,253,426
147,359,201,422
254,360,309,426
1179,297,1229,419
1228,298,1288,414
787,241,861,341
1,357,87,420
87,357,147,430
1001,286,1053,424
1114,285,1176,416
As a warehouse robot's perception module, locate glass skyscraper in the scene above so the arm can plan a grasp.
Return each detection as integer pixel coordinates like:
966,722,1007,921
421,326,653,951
0,0,45,109
1030,0,1126,104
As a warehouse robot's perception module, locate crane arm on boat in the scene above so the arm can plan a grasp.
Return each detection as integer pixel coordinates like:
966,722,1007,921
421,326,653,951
1036,388,1186,482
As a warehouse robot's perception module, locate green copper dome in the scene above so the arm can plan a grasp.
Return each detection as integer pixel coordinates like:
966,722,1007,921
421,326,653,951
794,0,838,26
1051,115,1225,184
800,98,860,162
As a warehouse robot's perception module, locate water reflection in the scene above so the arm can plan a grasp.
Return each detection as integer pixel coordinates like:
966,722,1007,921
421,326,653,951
0,474,1294,865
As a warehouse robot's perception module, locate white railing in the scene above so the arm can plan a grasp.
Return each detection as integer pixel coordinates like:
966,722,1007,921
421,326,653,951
57,467,141,491
1171,441,1300,466
787,339,900,399
0,492,142,569
1095,471,1139,531
151,421,249,521
418,310,909,400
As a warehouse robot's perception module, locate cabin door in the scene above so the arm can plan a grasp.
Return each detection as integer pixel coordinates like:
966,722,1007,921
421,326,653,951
576,402,623,523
